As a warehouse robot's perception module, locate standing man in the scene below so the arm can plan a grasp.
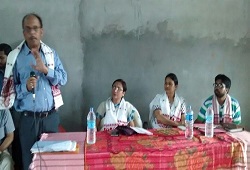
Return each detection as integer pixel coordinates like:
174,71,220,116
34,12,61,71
0,43,15,170
9,13,67,170
195,74,241,125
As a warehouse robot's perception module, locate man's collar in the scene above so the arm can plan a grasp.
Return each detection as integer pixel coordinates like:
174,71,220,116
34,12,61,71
23,42,42,55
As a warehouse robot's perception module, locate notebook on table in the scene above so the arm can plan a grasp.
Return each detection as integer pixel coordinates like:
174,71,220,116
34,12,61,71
194,124,227,133
221,123,244,133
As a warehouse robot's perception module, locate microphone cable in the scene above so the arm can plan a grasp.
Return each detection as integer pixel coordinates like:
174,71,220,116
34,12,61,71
31,79,43,170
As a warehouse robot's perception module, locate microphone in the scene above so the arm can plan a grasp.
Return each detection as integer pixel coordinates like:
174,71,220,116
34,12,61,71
30,71,36,100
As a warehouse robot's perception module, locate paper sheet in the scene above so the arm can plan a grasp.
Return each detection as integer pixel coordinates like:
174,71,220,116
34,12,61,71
31,140,77,153
130,127,153,135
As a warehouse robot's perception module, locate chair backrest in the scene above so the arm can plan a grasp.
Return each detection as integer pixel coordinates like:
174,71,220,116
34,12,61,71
143,121,148,129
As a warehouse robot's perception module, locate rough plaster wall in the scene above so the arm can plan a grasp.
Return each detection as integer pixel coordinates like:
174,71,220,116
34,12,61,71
82,0,250,41
0,0,249,131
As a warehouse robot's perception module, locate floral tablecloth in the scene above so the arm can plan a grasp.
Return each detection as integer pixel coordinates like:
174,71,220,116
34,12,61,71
85,128,246,170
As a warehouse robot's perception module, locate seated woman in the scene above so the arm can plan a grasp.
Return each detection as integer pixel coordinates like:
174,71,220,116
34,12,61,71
149,73,186,128
96,79,142,131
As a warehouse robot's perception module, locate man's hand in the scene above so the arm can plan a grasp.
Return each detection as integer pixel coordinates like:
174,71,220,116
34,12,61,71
31,50,48,74
27,76,37,92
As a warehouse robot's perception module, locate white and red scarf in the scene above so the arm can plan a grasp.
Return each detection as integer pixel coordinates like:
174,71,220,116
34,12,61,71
212,94,232,124
0,40,63,109
101,97,128,131
149,92,182,128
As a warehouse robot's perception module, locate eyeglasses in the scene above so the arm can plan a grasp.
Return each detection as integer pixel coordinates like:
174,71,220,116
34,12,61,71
112,85,123,92
213,83,225,89
23,26,41,33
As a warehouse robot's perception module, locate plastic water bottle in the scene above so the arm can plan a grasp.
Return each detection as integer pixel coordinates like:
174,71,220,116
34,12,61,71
185,105,193,139
205,107,214,138
87,107,96,144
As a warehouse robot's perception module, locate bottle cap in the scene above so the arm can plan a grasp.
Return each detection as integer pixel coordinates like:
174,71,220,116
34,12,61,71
208,106,214,113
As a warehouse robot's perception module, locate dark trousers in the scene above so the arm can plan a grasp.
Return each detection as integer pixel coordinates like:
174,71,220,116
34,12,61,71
19,111,59,170
10,108,23,170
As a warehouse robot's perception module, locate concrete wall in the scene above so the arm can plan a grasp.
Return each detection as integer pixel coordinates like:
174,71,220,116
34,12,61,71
0,0,249,131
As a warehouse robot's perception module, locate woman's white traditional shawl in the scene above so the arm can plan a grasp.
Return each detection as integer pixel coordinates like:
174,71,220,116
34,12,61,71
100,97,129,131
149,92,183,128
